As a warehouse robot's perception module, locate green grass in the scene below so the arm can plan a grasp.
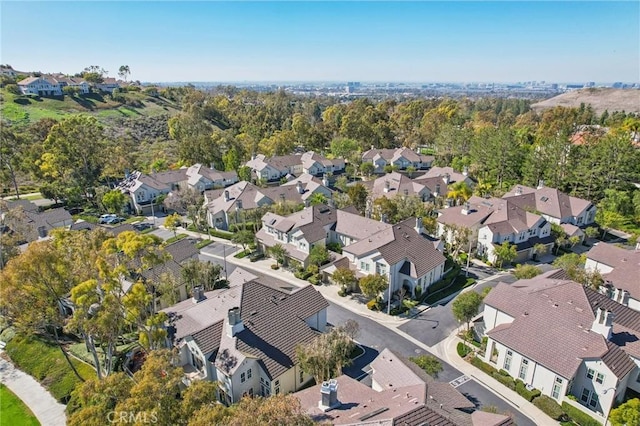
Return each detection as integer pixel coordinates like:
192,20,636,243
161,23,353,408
164,233,188,244
21,193,43,201
124,216,146,224
5,335,96,403
0,384,40,426
423,274,476,305
195,239,213,249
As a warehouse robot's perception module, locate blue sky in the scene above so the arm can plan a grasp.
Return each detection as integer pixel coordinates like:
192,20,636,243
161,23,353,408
1,1,638,83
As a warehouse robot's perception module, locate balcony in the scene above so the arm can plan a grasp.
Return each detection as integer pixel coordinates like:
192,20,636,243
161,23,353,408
181,363,206,386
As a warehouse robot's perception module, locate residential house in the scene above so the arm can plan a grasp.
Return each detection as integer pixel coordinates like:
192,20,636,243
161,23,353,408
480,270,640,421
361,171,431,202
3,200,73,243
585,243,640,312
280,173,333,201
204,181,306,230
0,66,18,77
361,147,434,173
95,77,120,93
118,171,171,215
256,205,338,268
53,75,90,94
245,152,344,182
338,218,446,299
436,196,554,264
503,182,596,228
185,164,238,192
413,166,476,195
296,348,512,426
162,269,328,404
17,76,63,96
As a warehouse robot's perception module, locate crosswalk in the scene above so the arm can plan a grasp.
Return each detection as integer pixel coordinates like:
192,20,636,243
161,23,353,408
449,374,471,388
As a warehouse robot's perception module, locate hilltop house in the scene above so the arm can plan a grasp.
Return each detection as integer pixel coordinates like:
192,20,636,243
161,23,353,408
361,147,434,174
204,181,311,230
17,75,96,96
257,206,446,299
585,243,640,312
480,270,640,421
245,152,344,182
162,269,328,405
296,348,512,426
118,166,238,214
503,181,596,227
436,196,554,264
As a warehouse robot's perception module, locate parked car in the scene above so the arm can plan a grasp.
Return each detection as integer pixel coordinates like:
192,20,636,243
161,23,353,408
105,216,125,225
99,214,117,224
133,222,152,231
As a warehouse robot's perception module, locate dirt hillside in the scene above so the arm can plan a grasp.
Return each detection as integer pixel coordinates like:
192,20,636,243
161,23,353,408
531,88,640,115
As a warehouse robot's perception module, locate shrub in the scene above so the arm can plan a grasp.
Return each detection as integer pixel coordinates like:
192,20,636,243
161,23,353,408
492,372,516,390
338,289,347,297
470,356,495,375
270,264,280,270
533,395,566,421
234,250,250,259
457,342,471,357
561,402,600,426
326,242,343,254
306,264,319,275
497,369,510,376
294,270,313,280
366,299,380,311
249,252,264,262
514,379,541,402
415,285,422,298
308,274,322,285
209,229,234,240
195,239,213,249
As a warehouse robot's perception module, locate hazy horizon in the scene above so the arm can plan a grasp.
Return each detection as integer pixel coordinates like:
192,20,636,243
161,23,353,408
2,2,638,83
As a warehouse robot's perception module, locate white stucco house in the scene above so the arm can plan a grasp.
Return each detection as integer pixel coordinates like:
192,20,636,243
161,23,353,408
480,270,640,423
361,147,434,174
162,268,328,405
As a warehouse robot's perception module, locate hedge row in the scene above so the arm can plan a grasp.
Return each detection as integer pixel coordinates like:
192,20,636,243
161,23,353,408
457,342,471,357
209,229,234,240
561,402,601,426
515,379,541,402
533,395,566,421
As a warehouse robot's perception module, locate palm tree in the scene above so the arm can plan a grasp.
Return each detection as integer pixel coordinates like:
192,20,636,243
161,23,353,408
447,182,472,206
308,192,328,206
118,65,130,82
269,244,287,268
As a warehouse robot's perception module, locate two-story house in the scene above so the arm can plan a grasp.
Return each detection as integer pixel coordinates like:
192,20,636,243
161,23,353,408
480,270,640,422
163,269,328,405
246,152,344,182
17,76,63,96
361,172,431,202
281,173,333,200
300,151,345,176
503,181,596,228
361,147,434,173
586,243,640,312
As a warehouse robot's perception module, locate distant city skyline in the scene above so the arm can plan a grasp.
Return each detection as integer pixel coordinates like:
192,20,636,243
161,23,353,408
2,2,638,83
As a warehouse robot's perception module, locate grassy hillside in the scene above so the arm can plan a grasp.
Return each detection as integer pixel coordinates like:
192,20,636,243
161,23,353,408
0,88,180,126
532,88,640,115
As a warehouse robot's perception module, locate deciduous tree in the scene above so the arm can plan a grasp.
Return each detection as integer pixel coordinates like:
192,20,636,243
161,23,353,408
452,291,483,330
359,274,388,300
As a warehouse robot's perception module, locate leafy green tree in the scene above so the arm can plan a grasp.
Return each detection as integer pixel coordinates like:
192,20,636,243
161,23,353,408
335,176,349,192
332,267,357,292
269,243,287,268
232,229,255,251
596,209,625,240
372,196,398,222
308,245,330,267
225,394,315,426
452,291,483,330
101,190,127,214
330,137,361,162
409,355,443,378
164,213,182,238
493,242,517,268
359,274,388,300
447,181,472,205
608,398,640,426
347,183,368,214
39,115,106,203
513,264,542,279
296,324,356,383
117,65,130,82
359,162,375,177
0,127,26,199
308,192,327,206
181,259,224,292
238,165,252,182
585,226,599,239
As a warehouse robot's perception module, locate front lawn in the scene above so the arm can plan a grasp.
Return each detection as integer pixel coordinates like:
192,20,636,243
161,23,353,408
0,384,40,426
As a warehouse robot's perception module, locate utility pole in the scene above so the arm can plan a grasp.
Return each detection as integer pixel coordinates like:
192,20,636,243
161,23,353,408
465,239,473,277
223,245,228,281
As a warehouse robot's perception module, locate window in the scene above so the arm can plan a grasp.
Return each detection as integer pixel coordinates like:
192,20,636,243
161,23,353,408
241,372,246,383
589,392,599,408
275,380,280,395
503,350,513,371
247,369,252,379
586,368,595,380
518,359,529,380
300,370,304,383
552,377,563,399
581,388,590,403
596,373,605,384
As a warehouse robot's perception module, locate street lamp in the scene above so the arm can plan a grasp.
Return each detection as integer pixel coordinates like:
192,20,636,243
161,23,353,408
602,387,617,426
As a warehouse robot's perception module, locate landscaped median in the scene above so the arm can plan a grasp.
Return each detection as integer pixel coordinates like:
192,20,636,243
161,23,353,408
458,343,601,426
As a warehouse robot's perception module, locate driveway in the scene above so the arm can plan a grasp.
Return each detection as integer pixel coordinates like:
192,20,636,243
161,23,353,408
150,228,173,241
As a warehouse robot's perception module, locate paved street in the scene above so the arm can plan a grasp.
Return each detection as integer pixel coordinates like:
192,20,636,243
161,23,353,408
199,242,239,277
327,302,536,426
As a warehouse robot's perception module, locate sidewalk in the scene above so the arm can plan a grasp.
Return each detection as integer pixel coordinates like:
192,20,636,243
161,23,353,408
0,352,67,426
430,334,556,426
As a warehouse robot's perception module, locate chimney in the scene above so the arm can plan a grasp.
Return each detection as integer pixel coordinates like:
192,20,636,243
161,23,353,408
304,199,310,208
251,153,256,161
445,198,453,208
297,181,304,194
37,226,47,239
462,166,469,177
224,190,230,202
462,202,471,215
328,198,335,208
322,174,329,187
226,307,244,338
319,379,339,411
210,162,216,170
443,173,450,185
537,179,545,190
236,199,243,210
620,290,629,305
280,193,286,203
371,144,374,151
384,180,390,193
414,217,423,235
591,307,613,340
434,183,441,197
515,186,523,196
381,214,388,223
403,188,409,197
192,286,204,303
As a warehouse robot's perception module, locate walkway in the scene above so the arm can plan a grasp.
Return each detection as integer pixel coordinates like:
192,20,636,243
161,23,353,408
0,352,67,426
